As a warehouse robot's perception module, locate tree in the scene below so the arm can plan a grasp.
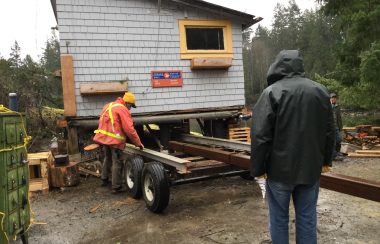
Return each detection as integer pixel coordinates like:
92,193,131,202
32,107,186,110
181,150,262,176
271,0,303,53
41,32,61,73
320,0,380,85
299,9,340,79
243,25,273,106
9,41,22,69
40,32,63,107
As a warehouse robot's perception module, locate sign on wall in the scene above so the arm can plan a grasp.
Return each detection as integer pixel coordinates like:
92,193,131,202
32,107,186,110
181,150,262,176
151,70,183,88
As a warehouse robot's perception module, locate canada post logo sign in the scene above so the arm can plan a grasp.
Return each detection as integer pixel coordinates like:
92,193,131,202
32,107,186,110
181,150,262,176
151,70,183,88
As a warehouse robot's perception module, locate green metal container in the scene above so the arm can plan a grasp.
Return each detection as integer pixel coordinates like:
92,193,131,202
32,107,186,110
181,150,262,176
0,111,30,244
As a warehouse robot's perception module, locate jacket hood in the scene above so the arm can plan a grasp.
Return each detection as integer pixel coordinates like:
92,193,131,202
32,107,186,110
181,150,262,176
266,50,305,86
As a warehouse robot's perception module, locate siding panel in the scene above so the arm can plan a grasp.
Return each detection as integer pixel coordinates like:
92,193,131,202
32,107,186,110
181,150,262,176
56,0,246,116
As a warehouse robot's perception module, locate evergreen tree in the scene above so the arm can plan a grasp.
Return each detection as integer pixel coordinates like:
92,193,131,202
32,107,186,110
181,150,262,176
271,0,303,53
320,0,380,85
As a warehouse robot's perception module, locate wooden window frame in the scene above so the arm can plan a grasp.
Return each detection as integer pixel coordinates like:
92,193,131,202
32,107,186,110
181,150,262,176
179,19,233,59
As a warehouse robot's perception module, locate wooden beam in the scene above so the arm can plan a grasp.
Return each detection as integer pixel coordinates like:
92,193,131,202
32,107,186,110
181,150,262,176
191,57,232,70
169,140,380,202
320,173,380,202
355,150,380,154
61,54,76,116
80,81,128,95
67,126,79,154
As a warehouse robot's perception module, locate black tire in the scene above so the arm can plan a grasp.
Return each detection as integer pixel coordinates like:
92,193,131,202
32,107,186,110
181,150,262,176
125,156,144,198
240,171,254,180
142,162,170,213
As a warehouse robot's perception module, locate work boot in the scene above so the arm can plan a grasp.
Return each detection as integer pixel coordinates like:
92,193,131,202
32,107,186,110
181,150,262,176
100,179,109,187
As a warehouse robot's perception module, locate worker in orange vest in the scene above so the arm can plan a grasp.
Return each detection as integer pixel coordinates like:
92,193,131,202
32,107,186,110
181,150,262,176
93,91,144,193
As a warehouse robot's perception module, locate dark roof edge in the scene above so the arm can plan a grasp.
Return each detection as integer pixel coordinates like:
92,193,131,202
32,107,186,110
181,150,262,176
171,0,262,28
51,0,58,22
50,0,262,28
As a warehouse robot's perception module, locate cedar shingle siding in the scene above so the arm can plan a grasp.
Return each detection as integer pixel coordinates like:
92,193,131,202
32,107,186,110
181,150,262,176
56,0,246,116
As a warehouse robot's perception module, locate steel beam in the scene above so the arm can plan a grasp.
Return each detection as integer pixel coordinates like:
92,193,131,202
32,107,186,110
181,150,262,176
169,141,249,169
123,144,190,174
320,173,380,202
69,110,240,128
169,141,380,202
179,134,250,152
171,170,248,186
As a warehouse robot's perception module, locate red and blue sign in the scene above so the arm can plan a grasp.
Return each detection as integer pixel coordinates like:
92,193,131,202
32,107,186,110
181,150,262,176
151,70,183,88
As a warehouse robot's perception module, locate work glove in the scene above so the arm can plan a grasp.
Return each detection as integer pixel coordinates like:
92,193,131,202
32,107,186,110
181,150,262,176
255,174,267,179
322,165,332,173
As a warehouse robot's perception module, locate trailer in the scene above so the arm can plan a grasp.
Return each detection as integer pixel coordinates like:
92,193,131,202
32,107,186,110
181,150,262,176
122,133,250,212
120,133,380,213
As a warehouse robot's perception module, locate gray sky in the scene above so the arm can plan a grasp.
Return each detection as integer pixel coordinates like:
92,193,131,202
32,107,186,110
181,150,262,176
0,0,317,60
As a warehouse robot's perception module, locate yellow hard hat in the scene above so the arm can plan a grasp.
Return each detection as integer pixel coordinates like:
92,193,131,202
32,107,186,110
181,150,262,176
123,92,136,108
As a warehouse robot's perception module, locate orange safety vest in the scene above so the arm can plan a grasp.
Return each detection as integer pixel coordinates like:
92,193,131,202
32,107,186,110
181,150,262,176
94,102,125,141
93,97,142,150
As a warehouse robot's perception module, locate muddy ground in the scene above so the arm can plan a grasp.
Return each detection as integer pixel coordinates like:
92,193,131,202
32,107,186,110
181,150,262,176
13,157,380,244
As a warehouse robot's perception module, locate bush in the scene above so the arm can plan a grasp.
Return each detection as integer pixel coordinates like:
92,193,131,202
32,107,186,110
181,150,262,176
342,111,380,127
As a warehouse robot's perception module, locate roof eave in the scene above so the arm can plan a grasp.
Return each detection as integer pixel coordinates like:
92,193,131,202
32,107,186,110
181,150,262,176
171,0,262,29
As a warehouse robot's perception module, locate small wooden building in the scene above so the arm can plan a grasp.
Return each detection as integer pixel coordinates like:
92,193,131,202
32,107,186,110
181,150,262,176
50,0,261,151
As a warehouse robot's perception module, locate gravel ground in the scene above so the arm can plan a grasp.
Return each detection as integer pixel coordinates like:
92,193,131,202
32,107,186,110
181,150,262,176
12,157,380,244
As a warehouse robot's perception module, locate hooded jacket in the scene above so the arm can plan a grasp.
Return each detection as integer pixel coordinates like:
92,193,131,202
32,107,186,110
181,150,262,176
93,97,142,150
250,50,335,184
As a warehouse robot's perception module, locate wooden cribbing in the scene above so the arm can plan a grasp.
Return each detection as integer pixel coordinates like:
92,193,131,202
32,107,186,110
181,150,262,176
229,127,251,142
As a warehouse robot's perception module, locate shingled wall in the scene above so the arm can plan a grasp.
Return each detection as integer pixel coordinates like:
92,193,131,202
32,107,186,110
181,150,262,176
56,0,246,116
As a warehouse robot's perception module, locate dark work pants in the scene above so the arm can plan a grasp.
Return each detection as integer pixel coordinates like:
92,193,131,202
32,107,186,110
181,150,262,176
101,145,122,189
332,128,342,159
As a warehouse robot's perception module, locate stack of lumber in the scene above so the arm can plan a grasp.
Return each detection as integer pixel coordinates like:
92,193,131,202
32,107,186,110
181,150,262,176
229,127,251,143
28,152,54,193
348,150,380,158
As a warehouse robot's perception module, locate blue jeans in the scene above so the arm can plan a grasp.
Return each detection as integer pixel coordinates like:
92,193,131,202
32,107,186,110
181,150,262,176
266,179,320,244
332,128,341,159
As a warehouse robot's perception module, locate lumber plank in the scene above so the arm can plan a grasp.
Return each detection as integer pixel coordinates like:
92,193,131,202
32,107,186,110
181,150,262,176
348,153,380,158
343,127,356,131
355,150,380,154
182,156,204,161
61,54,76,116
29,178,49,192
187,160,222,169
80,81,128,95
191,57,232,70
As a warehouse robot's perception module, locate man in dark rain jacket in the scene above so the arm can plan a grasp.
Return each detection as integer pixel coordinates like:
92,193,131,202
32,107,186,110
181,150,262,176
250,50,335,244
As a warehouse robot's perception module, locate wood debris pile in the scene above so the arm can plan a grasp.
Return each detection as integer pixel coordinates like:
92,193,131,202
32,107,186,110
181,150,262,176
343,125,380,157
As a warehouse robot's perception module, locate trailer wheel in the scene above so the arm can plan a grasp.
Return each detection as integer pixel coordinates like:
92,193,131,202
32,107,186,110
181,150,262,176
125,156,144,198
142,162,170,213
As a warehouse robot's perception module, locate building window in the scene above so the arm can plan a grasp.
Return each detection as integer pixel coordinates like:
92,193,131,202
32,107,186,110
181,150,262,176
179,20,233,59
186,28,224,50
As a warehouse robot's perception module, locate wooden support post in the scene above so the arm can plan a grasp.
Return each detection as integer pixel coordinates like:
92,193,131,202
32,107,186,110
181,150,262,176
67,126,79,154
61,54,76,116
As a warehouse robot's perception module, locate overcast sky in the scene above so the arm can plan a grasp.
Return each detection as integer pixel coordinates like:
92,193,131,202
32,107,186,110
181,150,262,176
0,0,317,60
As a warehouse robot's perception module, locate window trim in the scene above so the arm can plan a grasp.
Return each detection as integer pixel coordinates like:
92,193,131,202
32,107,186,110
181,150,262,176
179,19,233,59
